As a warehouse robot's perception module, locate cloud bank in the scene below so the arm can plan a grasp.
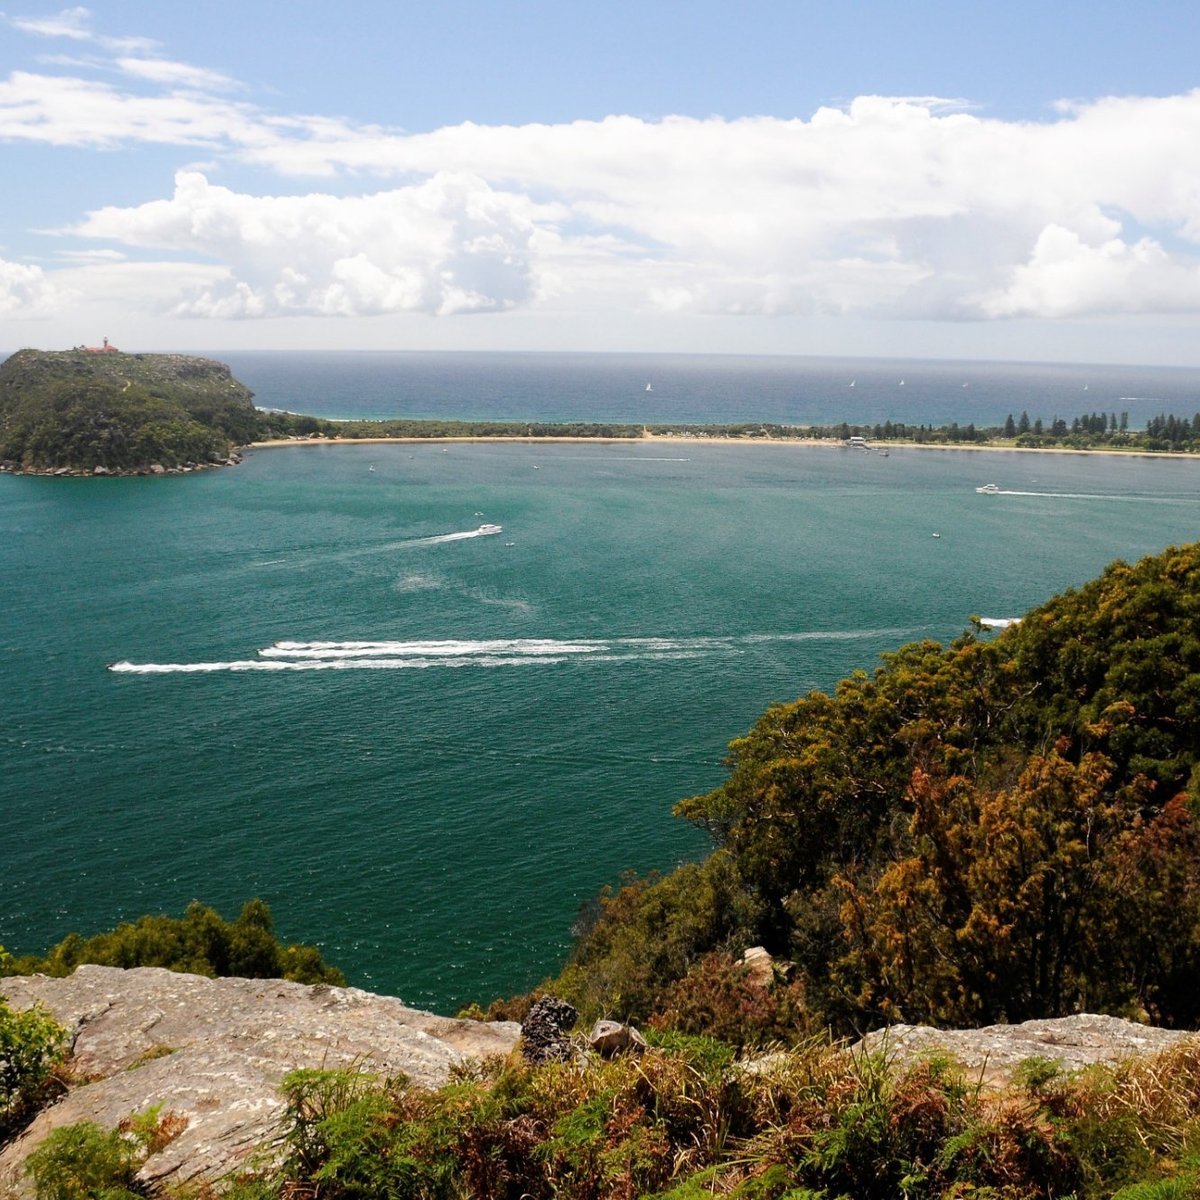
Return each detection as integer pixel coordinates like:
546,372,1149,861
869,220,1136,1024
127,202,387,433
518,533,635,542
0,258,72,315
6,10,1200,326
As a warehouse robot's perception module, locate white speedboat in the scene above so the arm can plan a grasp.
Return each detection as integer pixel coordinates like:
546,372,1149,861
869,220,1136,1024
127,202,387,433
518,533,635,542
976,483,1000,494
477,523,502,535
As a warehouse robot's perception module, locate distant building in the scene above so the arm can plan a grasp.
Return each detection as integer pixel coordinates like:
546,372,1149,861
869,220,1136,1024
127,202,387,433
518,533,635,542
84,337,120,353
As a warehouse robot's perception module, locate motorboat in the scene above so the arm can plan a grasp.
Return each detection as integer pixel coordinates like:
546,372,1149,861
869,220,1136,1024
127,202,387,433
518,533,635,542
976,483,1000,494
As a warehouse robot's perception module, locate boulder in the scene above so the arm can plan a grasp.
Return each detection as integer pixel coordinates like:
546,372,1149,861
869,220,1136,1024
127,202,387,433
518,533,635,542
739,946,777,986
588,1020,648,1058
0,966,520,1197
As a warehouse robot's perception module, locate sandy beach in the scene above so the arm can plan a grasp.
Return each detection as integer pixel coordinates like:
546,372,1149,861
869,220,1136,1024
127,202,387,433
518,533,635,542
245,432,1200,460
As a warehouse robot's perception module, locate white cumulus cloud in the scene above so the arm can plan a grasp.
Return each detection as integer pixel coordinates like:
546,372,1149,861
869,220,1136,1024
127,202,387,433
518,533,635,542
982,225,1200,317
74,171,547,317
0,257,72,314
9,11,1200,329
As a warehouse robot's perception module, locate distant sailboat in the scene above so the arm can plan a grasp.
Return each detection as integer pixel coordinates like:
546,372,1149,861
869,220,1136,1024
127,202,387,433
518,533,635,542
645,383,653,392
899,380,905,386
849,380,856,388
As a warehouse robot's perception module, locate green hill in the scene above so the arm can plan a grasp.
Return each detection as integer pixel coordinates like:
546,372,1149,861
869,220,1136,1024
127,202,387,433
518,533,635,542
0,348,261,474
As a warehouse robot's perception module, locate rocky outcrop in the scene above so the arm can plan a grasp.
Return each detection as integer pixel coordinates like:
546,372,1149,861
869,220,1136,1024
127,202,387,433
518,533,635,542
0,966,520,1197
520,995,578,1065
856,1012,1197,1086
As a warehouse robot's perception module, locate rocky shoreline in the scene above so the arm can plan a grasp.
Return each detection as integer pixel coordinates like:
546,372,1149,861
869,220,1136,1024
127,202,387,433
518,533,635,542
0,452,243,477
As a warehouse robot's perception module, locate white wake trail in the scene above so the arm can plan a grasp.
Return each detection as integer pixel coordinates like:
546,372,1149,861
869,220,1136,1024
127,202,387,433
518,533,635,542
110,627,940,677
263,638,600,659
108,655,566,674
994,489,1196,504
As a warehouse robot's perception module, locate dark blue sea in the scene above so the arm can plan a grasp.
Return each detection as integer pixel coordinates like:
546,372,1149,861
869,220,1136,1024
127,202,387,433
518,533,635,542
3,352,1200,1010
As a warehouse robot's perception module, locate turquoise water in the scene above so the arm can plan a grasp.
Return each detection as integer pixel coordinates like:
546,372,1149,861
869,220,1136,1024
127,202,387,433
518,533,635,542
4,354,1200,1011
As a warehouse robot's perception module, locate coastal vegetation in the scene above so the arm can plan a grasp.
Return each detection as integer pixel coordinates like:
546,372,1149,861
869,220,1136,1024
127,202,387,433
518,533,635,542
261,410,1200,453
1,900,345,987
0,349,257,473
21,1038,1200,1199
521,539,1200,1042
4,348,1200,474
0,994,65,1141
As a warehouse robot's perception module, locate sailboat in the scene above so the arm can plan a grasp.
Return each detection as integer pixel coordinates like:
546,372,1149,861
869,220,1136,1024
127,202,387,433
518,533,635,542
645,383,653,392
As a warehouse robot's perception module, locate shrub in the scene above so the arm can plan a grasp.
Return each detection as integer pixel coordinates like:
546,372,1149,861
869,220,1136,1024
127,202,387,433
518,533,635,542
23,1105,186,1199
0,997,66,1138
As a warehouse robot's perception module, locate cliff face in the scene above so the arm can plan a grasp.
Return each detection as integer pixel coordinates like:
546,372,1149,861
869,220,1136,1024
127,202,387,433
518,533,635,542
0,966,521,1197
0,350,261,474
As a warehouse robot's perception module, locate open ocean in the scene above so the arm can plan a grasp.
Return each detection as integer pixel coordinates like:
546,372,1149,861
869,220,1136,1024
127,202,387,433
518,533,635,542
4,351,1200,1011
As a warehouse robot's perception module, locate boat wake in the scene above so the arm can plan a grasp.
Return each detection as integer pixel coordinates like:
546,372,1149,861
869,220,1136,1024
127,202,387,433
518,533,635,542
987,489,1197,503
404,524,502,546
107,627,931,676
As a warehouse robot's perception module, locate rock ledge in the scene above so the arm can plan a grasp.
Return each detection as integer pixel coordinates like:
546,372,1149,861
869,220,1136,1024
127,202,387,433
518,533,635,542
0,966,519,1197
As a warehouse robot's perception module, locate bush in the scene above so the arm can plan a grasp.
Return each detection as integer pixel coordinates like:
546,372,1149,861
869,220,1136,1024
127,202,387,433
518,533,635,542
23,1106,186,1199
8,900,345,987
0,997,66,1138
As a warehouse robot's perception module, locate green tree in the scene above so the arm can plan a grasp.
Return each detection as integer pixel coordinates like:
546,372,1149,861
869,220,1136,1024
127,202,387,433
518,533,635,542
12,901,345,987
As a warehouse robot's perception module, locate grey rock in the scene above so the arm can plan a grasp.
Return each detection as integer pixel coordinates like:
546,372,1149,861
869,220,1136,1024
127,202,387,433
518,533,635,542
739,946,777,986
0,966,519,1197
855,1012,1198,1086
588,1020,648,1058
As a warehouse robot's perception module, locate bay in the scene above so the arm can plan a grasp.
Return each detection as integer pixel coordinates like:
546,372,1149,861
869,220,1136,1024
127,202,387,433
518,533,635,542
3,351,1200,1011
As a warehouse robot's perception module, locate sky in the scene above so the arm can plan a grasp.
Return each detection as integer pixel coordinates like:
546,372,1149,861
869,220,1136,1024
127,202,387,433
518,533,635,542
4,1,1200,364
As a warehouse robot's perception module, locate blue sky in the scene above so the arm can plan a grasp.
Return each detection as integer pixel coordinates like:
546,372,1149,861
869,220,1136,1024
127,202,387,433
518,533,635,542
4,1,1200,363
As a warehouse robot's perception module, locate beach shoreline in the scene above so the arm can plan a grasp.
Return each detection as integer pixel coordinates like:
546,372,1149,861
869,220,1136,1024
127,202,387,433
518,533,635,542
245,432,1200,460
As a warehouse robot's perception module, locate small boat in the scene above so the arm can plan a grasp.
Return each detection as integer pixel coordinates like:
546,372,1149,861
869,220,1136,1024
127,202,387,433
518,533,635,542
477,523,502,535
645,383,653,392
976,483,1000,494
368,465,376,472
931,532,941,539
849,380,856,388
